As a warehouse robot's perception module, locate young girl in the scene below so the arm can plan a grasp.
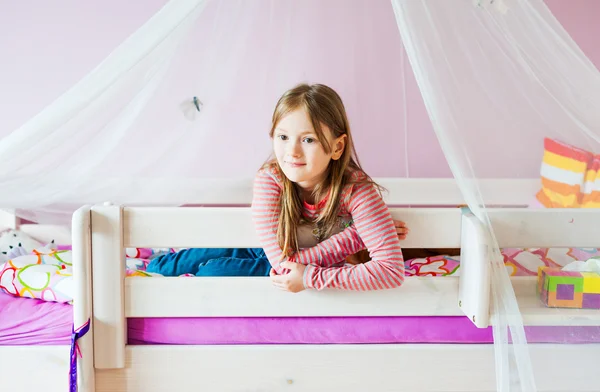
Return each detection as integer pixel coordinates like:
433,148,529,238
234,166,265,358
148,83,407,287
252,83,406,292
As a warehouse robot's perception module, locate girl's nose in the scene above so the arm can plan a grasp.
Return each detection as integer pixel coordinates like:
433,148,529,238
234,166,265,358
287,141,301,157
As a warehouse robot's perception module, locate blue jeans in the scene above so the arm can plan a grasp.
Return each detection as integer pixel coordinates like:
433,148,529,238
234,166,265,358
146,248,271,277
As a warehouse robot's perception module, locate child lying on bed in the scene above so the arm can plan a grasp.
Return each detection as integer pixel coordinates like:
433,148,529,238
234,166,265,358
147,220,407,278
149,84,408,292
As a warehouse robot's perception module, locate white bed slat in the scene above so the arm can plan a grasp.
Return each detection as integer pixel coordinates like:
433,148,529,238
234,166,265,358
123,207,600,250
124,207,259,248
176,178,540,206
490,208,600,248
94,344,600,392
379,178,540,206
124,276,600,326
91,205,126,369
125,276,460,317
0,346,71,392
124,207,463,249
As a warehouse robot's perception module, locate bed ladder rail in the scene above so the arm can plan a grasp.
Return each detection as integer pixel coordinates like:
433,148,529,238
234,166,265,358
90,204,126,370
72,206,96,391
459,208,491,328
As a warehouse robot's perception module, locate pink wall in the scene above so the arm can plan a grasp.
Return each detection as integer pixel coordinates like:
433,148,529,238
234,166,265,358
0,0,598,178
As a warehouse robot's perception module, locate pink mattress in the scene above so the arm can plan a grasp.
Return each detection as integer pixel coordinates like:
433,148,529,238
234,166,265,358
127,317,600,345
3,292,599,346
0,292,72,345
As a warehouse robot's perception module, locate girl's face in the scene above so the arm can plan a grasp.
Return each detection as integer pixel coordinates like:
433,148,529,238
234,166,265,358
273,108,344,193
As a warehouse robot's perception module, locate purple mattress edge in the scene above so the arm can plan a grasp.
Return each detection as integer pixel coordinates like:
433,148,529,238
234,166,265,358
126,316,600,345
0,292,73,345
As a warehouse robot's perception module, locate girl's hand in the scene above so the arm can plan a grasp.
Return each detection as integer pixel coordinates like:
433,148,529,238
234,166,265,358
394,219,409,240
270,261,306,293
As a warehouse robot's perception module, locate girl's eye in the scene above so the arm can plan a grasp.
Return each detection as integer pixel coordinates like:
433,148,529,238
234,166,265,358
303,137,315,144
277,135,288,141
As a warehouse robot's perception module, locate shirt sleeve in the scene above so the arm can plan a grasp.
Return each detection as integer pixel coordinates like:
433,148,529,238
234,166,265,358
302,181,405,291
251,169,366,274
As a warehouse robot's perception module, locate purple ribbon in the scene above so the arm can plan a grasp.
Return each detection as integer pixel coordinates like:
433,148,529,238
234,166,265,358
70,319,91,392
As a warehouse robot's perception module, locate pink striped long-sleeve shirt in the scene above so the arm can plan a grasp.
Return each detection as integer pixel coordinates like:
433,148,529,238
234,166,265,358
251,166,404,291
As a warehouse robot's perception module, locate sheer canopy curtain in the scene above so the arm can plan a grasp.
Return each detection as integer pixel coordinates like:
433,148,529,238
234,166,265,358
1,1,600,389
392,0,600,390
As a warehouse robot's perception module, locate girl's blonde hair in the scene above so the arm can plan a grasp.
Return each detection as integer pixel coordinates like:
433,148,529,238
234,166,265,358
265,83,380,259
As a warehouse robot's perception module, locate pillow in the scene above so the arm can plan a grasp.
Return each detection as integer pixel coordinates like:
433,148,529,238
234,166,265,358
0,248,73,303
536,138,597,208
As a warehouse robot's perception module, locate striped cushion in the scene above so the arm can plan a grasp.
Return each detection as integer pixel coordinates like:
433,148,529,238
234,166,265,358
583,155,600,208
536,138,599,208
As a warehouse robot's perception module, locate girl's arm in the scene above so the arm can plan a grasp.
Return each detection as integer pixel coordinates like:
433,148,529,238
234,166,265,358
302,182,405,291
252,169,366,273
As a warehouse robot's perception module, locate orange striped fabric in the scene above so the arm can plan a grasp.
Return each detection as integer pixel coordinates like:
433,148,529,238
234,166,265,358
583,155,600,208
536,138,599,208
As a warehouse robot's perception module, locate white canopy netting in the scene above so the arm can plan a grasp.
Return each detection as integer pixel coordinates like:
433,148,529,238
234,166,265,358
1,1,599,390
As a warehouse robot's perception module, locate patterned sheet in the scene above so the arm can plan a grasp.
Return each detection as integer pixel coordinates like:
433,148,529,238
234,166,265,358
405,247,600,277
125,247,600,278
0,247,73,303
0,247,177,303
3,246,599,304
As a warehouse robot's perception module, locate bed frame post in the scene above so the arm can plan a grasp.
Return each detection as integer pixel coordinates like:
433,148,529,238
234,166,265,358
72,206,96,392
458,208,491,328
91,204,126,369
0,209,19,229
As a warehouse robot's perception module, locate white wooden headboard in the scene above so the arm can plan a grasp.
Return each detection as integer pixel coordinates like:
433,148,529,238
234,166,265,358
180,177,541,206
2,177,541,244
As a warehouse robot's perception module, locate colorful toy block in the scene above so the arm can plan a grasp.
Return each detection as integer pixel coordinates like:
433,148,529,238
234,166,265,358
538,266,600,309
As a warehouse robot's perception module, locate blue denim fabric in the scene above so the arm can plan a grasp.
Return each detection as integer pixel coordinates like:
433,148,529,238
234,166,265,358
146,248,271,277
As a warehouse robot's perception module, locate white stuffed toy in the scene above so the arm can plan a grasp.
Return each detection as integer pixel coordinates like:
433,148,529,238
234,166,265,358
0,229,44,263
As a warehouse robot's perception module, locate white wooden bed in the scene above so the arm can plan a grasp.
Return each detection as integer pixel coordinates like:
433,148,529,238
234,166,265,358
3,178,600,392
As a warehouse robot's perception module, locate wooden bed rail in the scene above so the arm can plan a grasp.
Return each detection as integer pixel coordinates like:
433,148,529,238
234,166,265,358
86,204,600,370
71,206,96,391
172,177,541,206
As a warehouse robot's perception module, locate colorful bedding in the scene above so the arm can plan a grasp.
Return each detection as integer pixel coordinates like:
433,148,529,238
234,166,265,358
404,247,600,277
3,246,600,305
128,247,600,278
0,247,178,303
0,247,73,303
